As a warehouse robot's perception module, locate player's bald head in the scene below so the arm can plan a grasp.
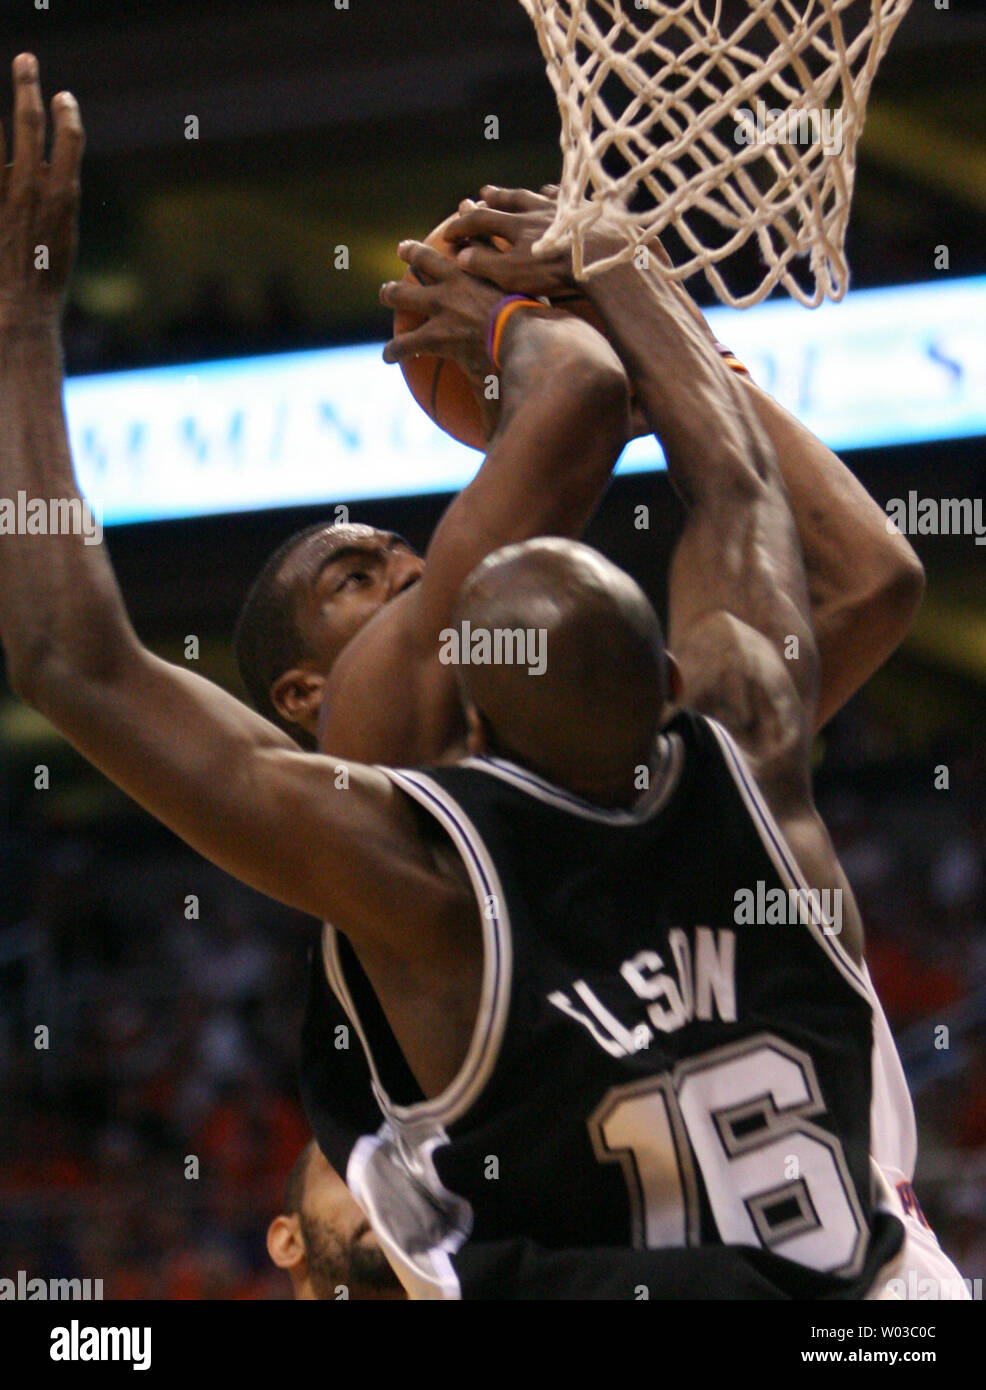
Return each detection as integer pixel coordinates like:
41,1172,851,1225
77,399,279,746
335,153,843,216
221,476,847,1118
454,539,669,806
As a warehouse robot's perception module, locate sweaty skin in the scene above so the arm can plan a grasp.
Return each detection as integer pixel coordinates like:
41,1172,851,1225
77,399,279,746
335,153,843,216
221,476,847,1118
0,58,925,1299
269,246,632,762
0,60,920,1096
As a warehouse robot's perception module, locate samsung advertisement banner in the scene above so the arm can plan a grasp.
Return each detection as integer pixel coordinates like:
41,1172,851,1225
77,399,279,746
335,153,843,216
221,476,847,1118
67,275,986,527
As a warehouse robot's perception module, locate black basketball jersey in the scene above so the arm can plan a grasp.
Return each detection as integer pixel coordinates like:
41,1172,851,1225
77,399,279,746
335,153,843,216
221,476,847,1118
305,709,904,1298
300,923,833,1300
299,932,410,1171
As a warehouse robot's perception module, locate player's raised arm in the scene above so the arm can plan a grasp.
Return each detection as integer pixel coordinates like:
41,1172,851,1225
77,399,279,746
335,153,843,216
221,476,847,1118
448,188,925,731
448,189,814,773
0,56,459,958
319,241,630,764
731,378,924,725
380,242,630,646
582,253,820,785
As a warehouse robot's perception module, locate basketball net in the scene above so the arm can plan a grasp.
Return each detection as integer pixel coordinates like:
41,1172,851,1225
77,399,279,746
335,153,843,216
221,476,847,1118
517,0,913,307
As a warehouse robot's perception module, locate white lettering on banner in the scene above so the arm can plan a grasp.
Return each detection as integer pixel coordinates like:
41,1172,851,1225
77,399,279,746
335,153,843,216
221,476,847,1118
63,279,986,526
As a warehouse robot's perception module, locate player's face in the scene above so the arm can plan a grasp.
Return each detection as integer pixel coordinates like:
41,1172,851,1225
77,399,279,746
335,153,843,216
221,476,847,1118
299,1146,401,1298
289,524,424,675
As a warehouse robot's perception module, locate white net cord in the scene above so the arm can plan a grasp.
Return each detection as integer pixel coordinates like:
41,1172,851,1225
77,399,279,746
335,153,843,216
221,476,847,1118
518,0,914,307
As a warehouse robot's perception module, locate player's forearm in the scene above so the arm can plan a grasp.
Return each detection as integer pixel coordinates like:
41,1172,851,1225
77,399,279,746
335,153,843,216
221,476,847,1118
588,258,922,722
629,252,924,719
0,325,136,699
583,261,773,506
584,265,822,712
737,380,925,726
416,313,629,641
495,308,631,519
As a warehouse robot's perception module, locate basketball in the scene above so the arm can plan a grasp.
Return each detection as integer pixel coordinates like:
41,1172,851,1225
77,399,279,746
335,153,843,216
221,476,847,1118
394,212,607,451
9,2,982,1329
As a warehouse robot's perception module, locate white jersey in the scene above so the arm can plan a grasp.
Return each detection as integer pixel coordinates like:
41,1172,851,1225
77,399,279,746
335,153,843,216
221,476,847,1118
864,966,971,1300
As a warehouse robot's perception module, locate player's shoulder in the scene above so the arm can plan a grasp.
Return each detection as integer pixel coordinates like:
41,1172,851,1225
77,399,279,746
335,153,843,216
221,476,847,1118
674,610,813,795
674,704,865,966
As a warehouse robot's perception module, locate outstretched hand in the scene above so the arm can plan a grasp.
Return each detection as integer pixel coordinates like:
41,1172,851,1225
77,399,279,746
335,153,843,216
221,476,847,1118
379,239,505,379
445,186,629,299
444,186,577,299
0,53,84,330
449,185,712,344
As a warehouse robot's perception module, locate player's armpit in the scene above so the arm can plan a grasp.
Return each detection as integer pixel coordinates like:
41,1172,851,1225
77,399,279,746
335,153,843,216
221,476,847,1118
19,643,459,952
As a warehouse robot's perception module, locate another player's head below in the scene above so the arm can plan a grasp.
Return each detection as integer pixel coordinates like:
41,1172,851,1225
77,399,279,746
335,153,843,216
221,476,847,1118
266,1139,405,1300
234,522,423,748
456,538,679,809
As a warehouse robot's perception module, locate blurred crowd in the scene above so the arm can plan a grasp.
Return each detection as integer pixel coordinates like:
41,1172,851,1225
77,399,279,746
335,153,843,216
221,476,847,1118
0,852,313,1299
1,699,983,1299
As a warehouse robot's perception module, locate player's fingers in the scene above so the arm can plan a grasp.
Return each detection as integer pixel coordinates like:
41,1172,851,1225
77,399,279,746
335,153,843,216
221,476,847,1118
539,183,560,199
9,54,45,201
397,240,455,282
479,186,547,213
382,323,441,365
454,242,519,289
48,91,84,195
445,207,516,246
379,277,434,312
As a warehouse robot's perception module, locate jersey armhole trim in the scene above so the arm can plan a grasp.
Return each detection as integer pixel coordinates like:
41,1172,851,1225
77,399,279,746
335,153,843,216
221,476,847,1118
323,768,513,1129
458,731,685,824
345,1134,465,1300
704,716,871,1002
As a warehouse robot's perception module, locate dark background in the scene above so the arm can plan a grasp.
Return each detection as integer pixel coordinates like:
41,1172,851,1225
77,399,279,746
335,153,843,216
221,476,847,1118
0,0,984,1298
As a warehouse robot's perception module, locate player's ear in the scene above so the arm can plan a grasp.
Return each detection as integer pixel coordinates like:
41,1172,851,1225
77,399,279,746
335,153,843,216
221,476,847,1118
266,1214,305,1271
665,651,684,703
270,668,325,732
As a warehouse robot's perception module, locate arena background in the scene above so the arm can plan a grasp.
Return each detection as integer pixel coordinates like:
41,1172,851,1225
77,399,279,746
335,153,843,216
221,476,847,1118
0,0,984,1299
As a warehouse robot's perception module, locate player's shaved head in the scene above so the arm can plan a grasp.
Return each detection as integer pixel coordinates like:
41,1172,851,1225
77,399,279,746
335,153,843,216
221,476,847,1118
454,539,669,807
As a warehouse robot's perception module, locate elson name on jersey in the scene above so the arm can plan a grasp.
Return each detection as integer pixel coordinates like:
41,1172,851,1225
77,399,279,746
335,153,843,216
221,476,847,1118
548,926,736,1059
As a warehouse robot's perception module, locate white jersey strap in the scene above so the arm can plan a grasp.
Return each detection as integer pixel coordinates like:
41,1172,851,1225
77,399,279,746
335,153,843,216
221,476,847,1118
323,767,513,1132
